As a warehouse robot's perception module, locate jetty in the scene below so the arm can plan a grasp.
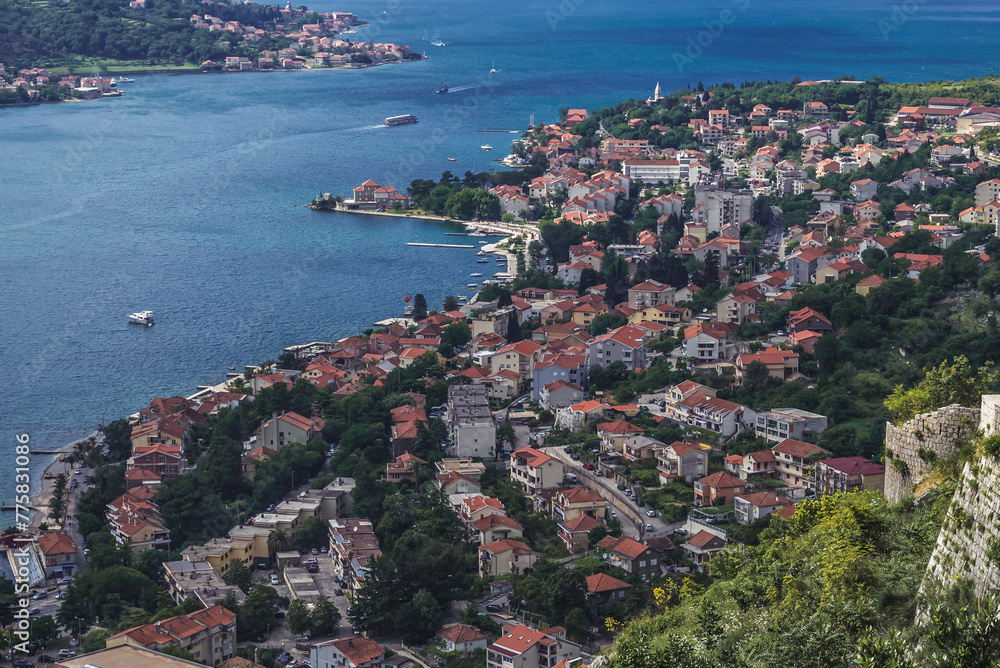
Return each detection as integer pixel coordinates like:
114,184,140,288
406,242,475,249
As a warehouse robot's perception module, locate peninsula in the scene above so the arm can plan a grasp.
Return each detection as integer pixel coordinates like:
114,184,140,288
0,0,423,106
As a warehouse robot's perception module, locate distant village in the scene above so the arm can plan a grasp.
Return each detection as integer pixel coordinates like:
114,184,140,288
0,4,420,106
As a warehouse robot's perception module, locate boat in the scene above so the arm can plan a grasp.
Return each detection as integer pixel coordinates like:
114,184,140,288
481,144,493,150
477,250,486,255
116,75,135,84
448,157,456,161
467,283,478,289
128,310,154,326
490,60,498,74
477,258,489,263
470,272,482,277
479,240,489,244
431,39,445,46
437,85,449,94
468,232,486,237
385,114,418,126
457,295,468,302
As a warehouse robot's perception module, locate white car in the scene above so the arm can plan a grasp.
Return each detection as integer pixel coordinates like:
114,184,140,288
270,574,281,586
58,649,77,658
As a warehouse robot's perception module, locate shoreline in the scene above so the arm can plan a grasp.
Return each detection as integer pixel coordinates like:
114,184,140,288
26,437,89,529
307,206,541,240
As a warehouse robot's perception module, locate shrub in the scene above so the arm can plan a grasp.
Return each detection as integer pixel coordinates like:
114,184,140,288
917,448,937,463
983,434,1000,459
892,458,910,476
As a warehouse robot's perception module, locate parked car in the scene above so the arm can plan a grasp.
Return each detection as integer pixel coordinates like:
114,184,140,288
277,651,293,665
636,499,645,507
639,405,649,412
14,659,33,668
58,649,77,658
647,510,656,517
335,588,343,596
270,574,281,585
563,447,573,454
74,469,81,475
617,483,626,491
674,527,689,536
58,576,72,585
485,604,502,613
37,656,57,665
570,454,580,460
582,462,594,470
310,547,319,555
306,564,319,574
645,523,654,531
71,479,78,488
611,511,617,520
32,591,46,600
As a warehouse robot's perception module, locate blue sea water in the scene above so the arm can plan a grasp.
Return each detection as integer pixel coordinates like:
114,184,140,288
1,0,998,516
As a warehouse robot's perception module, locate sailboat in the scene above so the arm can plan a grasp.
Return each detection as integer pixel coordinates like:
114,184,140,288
490,60,498,74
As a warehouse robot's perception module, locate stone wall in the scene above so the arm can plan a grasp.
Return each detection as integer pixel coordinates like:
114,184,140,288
920,395,1000,611
883,404,980,503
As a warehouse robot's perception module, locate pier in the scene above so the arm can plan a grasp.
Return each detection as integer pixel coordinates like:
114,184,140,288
406,242,475,249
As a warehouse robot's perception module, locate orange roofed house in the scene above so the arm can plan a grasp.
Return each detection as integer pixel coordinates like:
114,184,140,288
479,538,541,578
510,446,564,494
735,347,799,384
311,636,385,668
257,411,324,452
693,471,744,507
106,605,237,665
486,624,581,668
585,572,631,616
37,532,77,577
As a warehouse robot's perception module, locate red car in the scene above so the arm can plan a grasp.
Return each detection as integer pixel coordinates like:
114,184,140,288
582,462,594,470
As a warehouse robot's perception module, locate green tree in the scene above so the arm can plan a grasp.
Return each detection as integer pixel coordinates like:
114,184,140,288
411,293,428,321
285,599,311,636
443,295,459,311
310,595,342,636
222,558,253,593
496,421,516,453
294,516,329,552
397,588,442,644
83,628,112,653
29,615,60,647
884,356,998,425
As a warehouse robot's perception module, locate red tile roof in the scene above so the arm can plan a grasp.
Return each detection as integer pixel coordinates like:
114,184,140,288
437,623,488,645
697,471,744,490
586,572,631,593
38,532,76,556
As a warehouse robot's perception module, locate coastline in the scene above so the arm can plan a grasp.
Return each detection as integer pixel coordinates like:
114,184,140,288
26,438,88,529
307,206,540,241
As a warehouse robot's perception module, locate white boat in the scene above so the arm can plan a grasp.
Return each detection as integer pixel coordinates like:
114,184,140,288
458,296,468,302
470,272,482,277
481,144,493,150
115,75,135,83
477,250,486,255
128,310,154,326
467,283,478,288
431,39,445,46
468,232,486,237
490,60,498,74
477,258,489,263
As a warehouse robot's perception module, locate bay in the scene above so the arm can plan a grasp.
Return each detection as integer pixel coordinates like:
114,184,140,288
0,0,997,513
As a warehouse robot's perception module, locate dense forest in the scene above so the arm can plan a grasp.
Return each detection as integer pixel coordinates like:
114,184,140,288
0,0,299,67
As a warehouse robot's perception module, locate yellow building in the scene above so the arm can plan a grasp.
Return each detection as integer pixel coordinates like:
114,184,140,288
107,605,237,666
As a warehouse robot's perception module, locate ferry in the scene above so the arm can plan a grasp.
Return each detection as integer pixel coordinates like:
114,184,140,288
128,310,154,326
385,114,418,126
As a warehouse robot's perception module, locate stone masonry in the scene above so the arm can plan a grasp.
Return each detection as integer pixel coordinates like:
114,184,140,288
883,404,979,503
921,395,1000,606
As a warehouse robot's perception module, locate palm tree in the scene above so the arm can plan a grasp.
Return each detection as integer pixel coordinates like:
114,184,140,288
267,528,293,557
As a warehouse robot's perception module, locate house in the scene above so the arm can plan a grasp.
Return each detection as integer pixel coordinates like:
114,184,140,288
539,379,585,411
756,408,828,443
855,274,888,296
814,259,865,284
596,419,644,453
107,489,171,553
682,530,727,570
106,605,237,666
551,487,606,523
257,411,323,451
682,321,730,361
558,514,603,554
491,340,543,383
771,438,832,494
714,292,757,325
620,435,663,462
735,348,799,384
674,392,755,437
734,492,792,524
628,280,676,309
785,248,832,284
510,447,564,494
385,452,423,484
129,444,184,482
460,495,506,530
37,532,77,577
815,456,886,497
587,325,647,372
724,450,776,481
486,624,580,668
447,384,497,459
473,514,524,545
437,471,481,496
849,178,878,201
894,252,944,279
596,535,662,582
162,560,246,609
311,636,385,668
585,573,631,617
479,538,541,577
693,471,744,507
437,624,489,656
657,441,707,483
786,307,833,334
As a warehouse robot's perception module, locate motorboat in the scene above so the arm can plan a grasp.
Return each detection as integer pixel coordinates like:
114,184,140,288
437,85,449,94
448,157,456,161
481,144,493,150
116,76,135,83
477,258,489,263
128,310,154,326
470,272,482,277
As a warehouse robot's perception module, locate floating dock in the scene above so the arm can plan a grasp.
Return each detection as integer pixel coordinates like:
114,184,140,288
406,242,475,249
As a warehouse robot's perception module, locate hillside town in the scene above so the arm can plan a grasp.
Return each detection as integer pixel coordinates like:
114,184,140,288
6,78,1000,667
